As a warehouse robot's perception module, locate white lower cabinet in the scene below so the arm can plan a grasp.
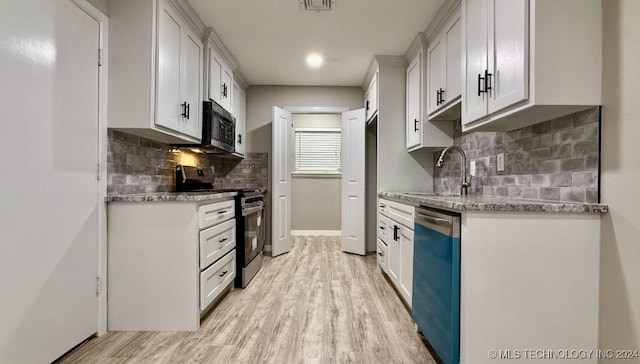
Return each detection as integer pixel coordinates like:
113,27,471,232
378,198,415,307
376,239,388,273
107,197,236,331
200,249,235,311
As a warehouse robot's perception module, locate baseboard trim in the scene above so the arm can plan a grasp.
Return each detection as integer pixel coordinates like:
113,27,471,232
291,230,342,236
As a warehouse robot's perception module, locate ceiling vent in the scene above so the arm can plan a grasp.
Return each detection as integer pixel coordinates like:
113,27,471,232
299,0,334,12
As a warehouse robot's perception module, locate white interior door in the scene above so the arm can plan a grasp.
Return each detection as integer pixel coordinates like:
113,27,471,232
271,107,293,256
341,109,366,255
0,0,100,361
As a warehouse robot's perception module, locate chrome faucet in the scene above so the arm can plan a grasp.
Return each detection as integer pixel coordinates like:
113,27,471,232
436,145,471,196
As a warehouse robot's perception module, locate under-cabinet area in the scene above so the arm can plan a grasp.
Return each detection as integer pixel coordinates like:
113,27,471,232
107,194,237,331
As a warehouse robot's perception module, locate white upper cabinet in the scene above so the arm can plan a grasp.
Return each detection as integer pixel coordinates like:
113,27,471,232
462,0,602,132
206,45,233,113
364,73,378,122
108,0,202,144
232,78,246,156
405,35,453,152
405,51,422,150
426,12,461,120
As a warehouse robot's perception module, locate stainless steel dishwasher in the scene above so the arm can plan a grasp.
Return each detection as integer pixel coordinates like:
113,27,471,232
412,206,461,364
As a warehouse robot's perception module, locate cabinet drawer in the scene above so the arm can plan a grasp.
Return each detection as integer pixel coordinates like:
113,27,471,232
377,239,388,273
200,249,235,311
198,199,235,229
379,198,415,229
200,219,236,269
377,214,392,243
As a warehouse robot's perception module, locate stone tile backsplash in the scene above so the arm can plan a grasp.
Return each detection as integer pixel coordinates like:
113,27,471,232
433,107,600,203
107,129,267,195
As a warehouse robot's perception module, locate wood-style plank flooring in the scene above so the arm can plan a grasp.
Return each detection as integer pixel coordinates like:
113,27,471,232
60,236,435,363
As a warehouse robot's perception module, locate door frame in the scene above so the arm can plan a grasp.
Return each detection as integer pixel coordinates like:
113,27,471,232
71,0,109,336
267,106,349,253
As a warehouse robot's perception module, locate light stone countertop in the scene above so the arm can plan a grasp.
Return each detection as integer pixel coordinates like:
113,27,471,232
379,192,609,213
105,191,237,203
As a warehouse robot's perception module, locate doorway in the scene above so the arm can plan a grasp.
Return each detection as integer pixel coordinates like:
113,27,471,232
272,106,369,256
291,113,343,236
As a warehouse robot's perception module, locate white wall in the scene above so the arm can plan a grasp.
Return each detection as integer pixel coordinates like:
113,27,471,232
291,114,342,231
599,1,640,361
245,86,363,249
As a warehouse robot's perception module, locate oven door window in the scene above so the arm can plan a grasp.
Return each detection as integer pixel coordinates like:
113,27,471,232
244,208,265,263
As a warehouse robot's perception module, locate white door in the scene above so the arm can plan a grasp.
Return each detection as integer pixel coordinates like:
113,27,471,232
208,47,223,104
462,0,489,125
488,0,528,114
398,225,415,306
445,16,462,104
341,109,366,255
272,107,293,256
156,0,182,132
181,25,202,139
427,37,445,115
406,51,423,149
0,0,99,361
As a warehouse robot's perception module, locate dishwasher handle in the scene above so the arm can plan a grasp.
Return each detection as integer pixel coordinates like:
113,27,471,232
415,207,461,238
416,212,451,228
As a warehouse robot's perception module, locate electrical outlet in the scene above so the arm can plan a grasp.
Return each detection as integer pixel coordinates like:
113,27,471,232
470,160,476,177
497,153,505,172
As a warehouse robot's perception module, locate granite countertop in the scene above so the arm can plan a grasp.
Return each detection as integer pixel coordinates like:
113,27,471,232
105,191,238,203
379,192,609,213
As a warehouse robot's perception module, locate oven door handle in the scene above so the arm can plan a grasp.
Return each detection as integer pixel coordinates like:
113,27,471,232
242,206,263,216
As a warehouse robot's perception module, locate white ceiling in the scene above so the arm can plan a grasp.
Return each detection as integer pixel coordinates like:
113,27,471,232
187,0,445,87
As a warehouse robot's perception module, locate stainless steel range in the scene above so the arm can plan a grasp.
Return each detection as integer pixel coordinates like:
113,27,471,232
176,165,266,288
234,189,266,288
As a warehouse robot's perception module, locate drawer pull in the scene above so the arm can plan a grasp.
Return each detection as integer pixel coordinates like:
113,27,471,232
377,252,384,257
379,204,386,208
219,237,228,243
379,226,385,230
219,270,228,277
218,210,228,214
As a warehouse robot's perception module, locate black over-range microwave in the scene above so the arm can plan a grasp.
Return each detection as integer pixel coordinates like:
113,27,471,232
202,100,235,153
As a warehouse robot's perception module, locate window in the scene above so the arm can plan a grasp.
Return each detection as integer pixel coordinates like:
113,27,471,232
294,128,341,175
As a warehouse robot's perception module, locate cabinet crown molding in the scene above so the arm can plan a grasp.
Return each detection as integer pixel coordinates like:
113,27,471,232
425,0,461,43
405,33,428,61
203,27,240,71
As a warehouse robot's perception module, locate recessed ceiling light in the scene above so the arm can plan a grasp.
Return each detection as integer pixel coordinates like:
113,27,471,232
306,53,324,69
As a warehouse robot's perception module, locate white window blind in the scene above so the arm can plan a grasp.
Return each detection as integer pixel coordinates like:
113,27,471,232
294,128,341,174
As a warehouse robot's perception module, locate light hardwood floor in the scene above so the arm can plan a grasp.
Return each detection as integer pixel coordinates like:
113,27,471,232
59,236,435,364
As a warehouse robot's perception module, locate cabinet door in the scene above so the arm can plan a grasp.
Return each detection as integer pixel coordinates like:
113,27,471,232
207,47,223,105
427,37,445,116
445,16,462,105
232,82,246,155
398,224,414,306
181,25,202,139
462,0,489,125
406,51,422,149
387,224,401,283
365,74,377,121
156,0,182,132
488,0,528,114
220,64,233,112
